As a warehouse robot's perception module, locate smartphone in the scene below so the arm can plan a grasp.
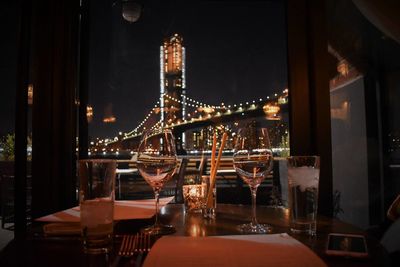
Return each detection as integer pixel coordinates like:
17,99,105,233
325,233,368,258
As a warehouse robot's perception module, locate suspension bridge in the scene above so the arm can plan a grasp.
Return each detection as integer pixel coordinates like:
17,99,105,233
102,89,289,150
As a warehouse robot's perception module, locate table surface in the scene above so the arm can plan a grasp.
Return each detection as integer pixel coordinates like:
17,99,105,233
0,204,388,267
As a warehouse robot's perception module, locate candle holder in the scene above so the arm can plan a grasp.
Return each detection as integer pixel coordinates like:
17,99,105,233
183,183,206,213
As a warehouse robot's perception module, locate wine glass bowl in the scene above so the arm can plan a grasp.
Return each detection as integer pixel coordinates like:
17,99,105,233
137,129,177,235
138,153,177,191
233,127,274,234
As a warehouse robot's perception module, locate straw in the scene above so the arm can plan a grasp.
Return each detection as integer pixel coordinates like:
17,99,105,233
211,133,217,174
206,132,228,208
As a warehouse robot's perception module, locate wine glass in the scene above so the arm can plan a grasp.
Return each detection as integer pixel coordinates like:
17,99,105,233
137,129,178,235
233,127,274,233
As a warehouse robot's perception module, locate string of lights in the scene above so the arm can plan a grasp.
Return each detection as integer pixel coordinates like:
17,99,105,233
109,89,289,143
163,91,287,111
124,101,160,136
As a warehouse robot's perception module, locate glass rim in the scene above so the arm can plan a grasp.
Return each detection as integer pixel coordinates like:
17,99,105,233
78,159,117,163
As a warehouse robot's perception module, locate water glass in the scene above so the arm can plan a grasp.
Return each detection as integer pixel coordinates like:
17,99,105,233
78,159,116,254
287,156,320,236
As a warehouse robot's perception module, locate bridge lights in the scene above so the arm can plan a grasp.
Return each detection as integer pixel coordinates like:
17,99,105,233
263,102,281,120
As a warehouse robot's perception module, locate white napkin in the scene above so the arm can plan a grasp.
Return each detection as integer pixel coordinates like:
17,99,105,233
143,234,327,267
43,223,81,236
36,196,174,222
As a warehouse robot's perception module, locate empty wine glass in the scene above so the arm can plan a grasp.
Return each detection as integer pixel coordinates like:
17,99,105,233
233,126,274,233
137,129,178,235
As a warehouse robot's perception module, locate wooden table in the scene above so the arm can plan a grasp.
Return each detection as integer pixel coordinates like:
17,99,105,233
0,204,388,267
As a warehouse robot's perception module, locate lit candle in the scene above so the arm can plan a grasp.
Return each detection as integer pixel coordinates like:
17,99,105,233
183,184,206,212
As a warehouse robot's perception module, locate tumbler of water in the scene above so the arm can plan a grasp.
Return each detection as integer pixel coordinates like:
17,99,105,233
78,159,116,254
287,156,320,236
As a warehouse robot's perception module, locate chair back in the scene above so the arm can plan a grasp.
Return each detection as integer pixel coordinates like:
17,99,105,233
174,158,188,203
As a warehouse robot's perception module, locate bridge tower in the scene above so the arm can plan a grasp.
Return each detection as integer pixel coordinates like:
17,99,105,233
160,34,186,149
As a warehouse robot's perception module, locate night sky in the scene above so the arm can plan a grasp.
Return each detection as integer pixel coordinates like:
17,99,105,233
0,1,288,139
89,0,288,138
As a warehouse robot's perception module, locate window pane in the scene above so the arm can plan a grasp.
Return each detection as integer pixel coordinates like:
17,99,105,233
87,0,289,204
328,0,400,227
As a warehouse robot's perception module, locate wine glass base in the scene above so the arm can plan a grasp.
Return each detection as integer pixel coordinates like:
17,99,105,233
141,224,176,236
237,223,272,234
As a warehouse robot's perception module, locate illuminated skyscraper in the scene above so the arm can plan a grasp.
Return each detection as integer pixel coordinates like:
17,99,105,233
160,34,186,127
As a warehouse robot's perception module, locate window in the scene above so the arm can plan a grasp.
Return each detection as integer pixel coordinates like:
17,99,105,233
87,0,289,158
327,0,400,228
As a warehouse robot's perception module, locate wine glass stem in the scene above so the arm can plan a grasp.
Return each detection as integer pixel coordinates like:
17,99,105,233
154,189,160,227
250,186,258,226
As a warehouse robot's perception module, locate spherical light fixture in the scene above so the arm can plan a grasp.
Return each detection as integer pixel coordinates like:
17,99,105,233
122,1,142,23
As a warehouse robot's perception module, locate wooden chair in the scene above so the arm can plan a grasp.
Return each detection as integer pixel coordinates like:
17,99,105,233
204,157,238,187
115,160,139,199
161,158,188,203
1,175,14,229
202,156,275,204
183,156,206,182
174,158,189,203
1,174,32,229
201,157,241,203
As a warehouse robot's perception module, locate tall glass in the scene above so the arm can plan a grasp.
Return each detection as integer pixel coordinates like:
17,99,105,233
78,159,116,254
233,127,274,233
137,129,177,235
287,156,320,236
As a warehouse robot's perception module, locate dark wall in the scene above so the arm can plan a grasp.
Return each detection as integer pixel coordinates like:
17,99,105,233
0,2,19,136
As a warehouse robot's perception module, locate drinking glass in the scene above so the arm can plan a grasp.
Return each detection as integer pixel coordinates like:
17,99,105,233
137,129,178,235
78,159,116,254
233,127,274,233
287,156,320,235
